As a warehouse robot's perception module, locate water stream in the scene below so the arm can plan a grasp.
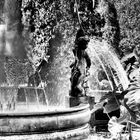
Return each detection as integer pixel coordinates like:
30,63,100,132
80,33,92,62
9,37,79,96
87,38,129,111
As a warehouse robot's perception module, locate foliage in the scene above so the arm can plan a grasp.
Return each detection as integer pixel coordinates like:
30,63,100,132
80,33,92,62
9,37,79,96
111,0,140,55
21,0,78,67
22,0,55,66
0,0,5,23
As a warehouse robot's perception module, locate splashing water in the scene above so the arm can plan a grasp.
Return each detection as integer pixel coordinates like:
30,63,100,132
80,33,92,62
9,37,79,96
0,85,72,113
87,38,129,102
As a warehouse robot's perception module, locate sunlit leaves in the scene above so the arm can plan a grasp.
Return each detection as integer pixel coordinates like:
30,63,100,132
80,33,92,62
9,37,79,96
111,0,140,55
21,0,77,67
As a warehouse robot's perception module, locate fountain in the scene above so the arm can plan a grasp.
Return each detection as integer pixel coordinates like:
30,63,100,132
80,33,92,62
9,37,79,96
0,1,91,140
0,0,130,140
0,37,129,139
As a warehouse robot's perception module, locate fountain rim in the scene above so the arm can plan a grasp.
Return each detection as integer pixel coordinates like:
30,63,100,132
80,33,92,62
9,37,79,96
0,103,89,117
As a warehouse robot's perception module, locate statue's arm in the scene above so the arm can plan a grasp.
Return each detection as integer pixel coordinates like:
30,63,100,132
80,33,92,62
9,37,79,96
84,52,91,68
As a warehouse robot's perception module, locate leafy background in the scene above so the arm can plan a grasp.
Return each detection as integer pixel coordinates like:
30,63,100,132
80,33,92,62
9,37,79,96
0,0,139,89
111,0,140,55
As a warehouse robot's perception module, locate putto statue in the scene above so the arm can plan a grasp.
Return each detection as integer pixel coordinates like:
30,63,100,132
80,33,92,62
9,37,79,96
70,29,91,97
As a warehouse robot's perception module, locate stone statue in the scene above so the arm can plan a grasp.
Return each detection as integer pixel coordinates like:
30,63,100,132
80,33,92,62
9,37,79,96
70,29,91,97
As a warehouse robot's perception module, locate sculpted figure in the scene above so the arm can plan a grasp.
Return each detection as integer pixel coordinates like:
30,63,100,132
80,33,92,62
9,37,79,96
70,29,91,97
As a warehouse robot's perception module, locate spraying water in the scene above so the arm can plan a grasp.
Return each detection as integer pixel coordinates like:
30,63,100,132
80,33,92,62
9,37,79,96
87,38,129,103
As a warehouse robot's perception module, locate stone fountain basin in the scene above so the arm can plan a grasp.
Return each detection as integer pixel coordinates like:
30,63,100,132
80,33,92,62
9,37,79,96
0,86,91,139
0,103,90,135
0,104,90,140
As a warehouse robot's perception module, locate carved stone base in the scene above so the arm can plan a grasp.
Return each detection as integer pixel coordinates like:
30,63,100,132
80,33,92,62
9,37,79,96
0,124,90,140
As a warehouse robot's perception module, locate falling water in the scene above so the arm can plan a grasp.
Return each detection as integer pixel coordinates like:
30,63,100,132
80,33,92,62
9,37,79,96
0,0,77,113
87,38,129,103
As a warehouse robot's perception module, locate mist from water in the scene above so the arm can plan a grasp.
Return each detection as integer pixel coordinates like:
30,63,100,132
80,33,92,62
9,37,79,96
0,0,27,58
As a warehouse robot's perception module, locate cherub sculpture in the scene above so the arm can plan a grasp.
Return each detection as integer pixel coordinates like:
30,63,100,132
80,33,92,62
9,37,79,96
70,29,91,97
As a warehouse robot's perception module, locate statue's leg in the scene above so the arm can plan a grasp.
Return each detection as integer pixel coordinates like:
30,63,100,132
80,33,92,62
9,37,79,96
76,74,85,96
70,68,82,97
